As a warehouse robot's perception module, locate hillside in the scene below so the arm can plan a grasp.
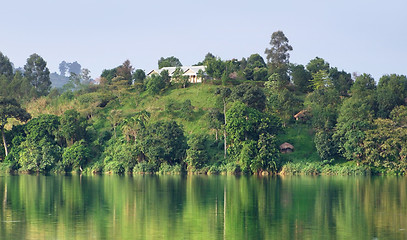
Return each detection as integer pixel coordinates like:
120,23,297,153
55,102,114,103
15,82,323,174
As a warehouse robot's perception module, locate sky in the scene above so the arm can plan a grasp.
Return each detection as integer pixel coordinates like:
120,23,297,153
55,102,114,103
1,0,406,81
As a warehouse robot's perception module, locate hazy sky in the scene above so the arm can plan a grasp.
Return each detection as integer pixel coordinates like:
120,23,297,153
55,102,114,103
1,0,406,80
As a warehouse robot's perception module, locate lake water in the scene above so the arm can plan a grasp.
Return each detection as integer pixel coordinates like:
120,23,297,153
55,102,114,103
0,174,406,240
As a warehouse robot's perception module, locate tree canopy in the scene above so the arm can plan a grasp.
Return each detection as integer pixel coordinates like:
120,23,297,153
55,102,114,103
158,56,182,69
24,53,51,96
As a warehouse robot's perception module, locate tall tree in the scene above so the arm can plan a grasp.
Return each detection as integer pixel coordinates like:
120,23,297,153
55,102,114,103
116,59,134,84
264,30,293,77
59,61,68,76
376,74,407,118
231,83,266,111
80,68,92,85
0,52,13,80
59,109,87,147
306,57,330,74
0,97,31,157
8,71,33,101
133,69,146,84
226,101,282,173
329,67,353,96
24,53,51,96
290,64,312,93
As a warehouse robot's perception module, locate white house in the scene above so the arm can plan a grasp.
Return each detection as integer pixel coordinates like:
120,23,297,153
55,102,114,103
147,66,206,83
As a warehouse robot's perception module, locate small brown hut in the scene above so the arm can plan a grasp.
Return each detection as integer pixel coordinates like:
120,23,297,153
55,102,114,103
280,142,294,153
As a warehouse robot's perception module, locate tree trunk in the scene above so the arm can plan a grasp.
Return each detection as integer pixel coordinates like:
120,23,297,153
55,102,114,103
2,127,8,157
215,130,218,141
224,130,227,159
223,98,227,159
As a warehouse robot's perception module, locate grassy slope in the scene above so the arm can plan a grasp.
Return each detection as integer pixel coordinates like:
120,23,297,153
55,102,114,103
278,123,320,163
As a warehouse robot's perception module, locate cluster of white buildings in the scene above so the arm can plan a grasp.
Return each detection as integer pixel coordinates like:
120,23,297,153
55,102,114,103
147,66,206,83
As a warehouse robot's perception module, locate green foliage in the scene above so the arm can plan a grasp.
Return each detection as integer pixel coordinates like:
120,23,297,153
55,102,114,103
158,162,182,174
103,138,140,173
186,134,210,170
376,74,407,118
226,102,263,143
0,51,13,79
329,67,353,96
160,70,171,87
62,139,89,171
4,48,407,176
59,109,87,146
334,96,373,162
310,70,332,90
17,114,62,172
140,120,187,166
172,67,189,88
146,74,166,95
133,69,146,84
305,87,340,130
290,64,312,93
179,99,194,120
0,97,31,129
101,68,117,85
267,87,302,126
158,56,182,69
0,98,31,157
278,124,320,163
306,57,330,74
116,60,133,85
390,105,407,126
350,74,376,111
231,83,266,111
208,108,223,139
363,118,407,168
280,161,371,175
205,57,226,79
247,54,266,69
226,102,282,173
254,133,280,172
133,161,158,174
314,130,337,161
19,137,62,172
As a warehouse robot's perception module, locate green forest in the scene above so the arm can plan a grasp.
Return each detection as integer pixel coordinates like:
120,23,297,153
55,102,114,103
1,31,407,175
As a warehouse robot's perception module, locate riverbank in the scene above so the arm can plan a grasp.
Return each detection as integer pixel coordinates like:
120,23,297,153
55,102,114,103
2,160,402,176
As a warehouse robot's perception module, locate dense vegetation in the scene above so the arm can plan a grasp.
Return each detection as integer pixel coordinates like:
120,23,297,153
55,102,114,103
1,31,406,175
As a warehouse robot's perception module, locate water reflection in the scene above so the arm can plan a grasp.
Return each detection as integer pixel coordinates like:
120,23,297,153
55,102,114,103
0,175,406,239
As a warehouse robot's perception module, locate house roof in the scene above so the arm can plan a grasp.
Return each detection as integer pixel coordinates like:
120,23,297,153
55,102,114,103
294,109,308,119
147,66,206,77
279,142,294,150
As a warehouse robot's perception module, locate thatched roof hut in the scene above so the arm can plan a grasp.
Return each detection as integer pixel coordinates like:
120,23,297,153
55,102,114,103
280,142,294,153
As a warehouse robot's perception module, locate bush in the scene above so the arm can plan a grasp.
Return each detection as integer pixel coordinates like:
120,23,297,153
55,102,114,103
103,138,140,174
225,162,241,174
158,163,182,175
133,161,158,174
186,134,209,171
279,161,371,176
62,140,89,171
